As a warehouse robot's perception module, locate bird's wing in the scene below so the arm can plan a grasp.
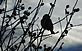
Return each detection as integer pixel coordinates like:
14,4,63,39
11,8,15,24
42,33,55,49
45,19,53,30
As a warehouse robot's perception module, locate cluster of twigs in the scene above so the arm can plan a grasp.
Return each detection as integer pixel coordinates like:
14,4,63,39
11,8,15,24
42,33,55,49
0,0,81,51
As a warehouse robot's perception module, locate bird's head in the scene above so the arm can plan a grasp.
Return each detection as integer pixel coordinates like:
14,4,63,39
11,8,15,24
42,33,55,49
43,14,50,19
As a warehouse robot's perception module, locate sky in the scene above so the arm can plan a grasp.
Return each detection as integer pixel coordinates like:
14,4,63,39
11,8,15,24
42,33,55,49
23,0,82,51
0,0,82,51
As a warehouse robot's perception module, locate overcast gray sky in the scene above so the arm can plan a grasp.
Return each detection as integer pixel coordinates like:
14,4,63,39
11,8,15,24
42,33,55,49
0,0,82,51
23,0,82,50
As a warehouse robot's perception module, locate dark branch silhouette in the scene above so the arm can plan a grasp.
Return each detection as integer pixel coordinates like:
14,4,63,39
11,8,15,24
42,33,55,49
0,0,81,51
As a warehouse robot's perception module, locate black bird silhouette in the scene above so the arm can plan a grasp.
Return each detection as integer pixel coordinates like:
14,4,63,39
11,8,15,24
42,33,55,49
41,14,55,34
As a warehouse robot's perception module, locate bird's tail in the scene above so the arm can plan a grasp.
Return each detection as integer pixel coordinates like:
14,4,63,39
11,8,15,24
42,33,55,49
50,30,55,34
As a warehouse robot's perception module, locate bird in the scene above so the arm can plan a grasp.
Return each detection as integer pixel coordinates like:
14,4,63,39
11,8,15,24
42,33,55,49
41,14,55,34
